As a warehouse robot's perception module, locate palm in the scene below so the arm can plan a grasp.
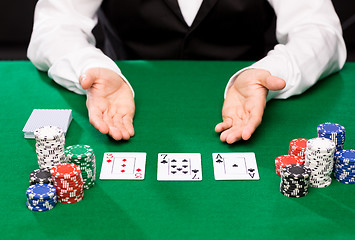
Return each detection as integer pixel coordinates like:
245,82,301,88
83,68,135,140
215,69,285,144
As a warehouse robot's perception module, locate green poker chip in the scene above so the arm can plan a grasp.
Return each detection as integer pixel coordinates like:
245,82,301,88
65,144,96,189
65,145,93,159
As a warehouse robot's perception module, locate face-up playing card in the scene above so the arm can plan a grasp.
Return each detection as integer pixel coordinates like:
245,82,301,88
100,152,146,180
213,153,259,180
157,153,202,181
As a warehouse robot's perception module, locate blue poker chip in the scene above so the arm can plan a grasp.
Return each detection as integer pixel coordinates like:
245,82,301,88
317,122,345,135
26,184,56,200
26,201,54,212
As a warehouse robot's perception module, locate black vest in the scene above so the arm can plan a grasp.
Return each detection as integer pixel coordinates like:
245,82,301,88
99,0,275,60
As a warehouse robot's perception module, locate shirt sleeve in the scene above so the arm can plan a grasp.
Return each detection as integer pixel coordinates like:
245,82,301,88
27,0,133,95
225,0,347,100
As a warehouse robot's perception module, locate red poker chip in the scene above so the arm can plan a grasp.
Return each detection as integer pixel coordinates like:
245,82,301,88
58,192,84,204
275,155,304,176
50,163,81,179
57,187,84,195
289,138,308,160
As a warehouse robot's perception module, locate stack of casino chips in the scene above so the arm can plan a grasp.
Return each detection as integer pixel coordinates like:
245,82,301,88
334,149,355,184
65,145,96,189
29,169,53,185
26,184,57,211
275,155,304,176
317,123,345,152
50,163,84,204
288,138,308,160
305,137,336,188
280,164,311,198
34,126,66,169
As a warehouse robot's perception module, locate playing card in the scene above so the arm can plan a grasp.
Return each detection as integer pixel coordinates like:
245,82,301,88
100,152,146,180
157,153,202,181
22,109,72,138
213,153,259,180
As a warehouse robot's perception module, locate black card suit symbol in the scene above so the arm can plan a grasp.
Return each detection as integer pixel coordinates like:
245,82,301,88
171,171,177,174
161,160,168,164
182,171,188,174
232,164,238,167
248,168,255,172
216,159,223,163
177,168,182,171
182,165,188,168
192,169,199,173
171,165,177,168
182,159,188,162
171,159,177,162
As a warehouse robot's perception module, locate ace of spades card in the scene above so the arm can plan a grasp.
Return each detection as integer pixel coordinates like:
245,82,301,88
157,153,202,181
213,153,260,180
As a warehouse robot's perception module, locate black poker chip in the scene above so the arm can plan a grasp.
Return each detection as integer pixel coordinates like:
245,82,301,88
280,164,311,198
30,169,53,185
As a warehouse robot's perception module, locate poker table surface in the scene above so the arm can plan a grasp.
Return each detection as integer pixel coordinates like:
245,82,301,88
1,60,355,240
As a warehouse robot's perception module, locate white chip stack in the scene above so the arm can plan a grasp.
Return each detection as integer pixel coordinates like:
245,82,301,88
34,126,67,170
305,137,336,188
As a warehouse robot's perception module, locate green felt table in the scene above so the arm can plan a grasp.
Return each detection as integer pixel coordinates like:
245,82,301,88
1,60,355,240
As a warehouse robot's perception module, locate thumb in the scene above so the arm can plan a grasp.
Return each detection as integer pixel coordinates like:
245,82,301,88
262,75,286,91
79,73,95,90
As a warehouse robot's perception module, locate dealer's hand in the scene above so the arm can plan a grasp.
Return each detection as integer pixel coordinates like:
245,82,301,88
80,68,135,141
215,69,286,144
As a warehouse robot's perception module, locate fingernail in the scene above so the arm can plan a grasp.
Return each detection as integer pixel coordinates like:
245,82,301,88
80,74,86,84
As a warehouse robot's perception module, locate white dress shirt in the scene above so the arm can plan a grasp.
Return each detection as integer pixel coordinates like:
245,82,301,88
27,0,347,100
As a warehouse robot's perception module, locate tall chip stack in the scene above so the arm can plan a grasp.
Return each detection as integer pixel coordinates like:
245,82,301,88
305,137,336,188
50,163,84,204
34,126,66,169
317,123,345,151
65,145,96,189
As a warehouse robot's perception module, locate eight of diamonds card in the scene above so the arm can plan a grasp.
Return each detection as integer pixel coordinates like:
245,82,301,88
100,152,146,180
157,153,202,181
212,153,260,180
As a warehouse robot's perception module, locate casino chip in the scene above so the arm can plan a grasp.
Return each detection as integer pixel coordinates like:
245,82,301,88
275,155,304,176
26,184,57,211
305,137,336,188
334,149,355,184
317,123,345,152
280,164,311,198
288,138,308,160
50,163,84,204
34,126,66,170
30,169,53,185
65,145,96,189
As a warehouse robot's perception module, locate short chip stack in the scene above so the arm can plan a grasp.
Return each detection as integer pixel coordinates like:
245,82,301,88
50,163,84,204
65,145,96,189
305,137,336,188
289,138,308,160
26,184,57,211
34,126,66,169
280,164,311,198
30,169,53,185
317,123,345,152
334,149,355,184
275,155,304,176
